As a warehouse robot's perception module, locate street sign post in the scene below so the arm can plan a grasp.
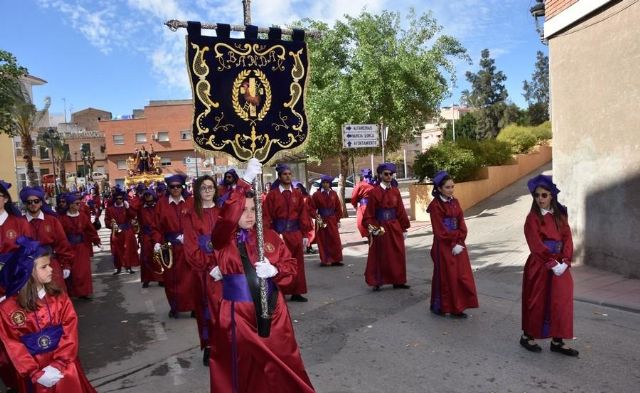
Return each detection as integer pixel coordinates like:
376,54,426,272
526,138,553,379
342,124,379,149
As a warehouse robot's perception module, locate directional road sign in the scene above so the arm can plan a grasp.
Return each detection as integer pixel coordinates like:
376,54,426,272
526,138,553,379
342,124,379,149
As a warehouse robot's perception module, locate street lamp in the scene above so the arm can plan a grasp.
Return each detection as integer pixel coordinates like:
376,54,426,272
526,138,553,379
530,0,546,43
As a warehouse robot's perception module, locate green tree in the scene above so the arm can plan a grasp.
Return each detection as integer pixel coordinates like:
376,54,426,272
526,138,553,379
38,129,67,192
443,112,477,140
0,50,28,134
461,49,508,138
522,51,549,125
300,9,468,208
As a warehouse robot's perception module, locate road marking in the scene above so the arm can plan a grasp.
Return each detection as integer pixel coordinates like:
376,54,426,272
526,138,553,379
145,300,168,342
167,355,185,386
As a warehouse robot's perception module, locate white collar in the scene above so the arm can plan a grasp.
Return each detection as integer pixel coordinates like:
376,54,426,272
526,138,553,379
322,188,331,193
38,288,46,299
169,196,185,205
540,207,554,215
279,184,292,192
380,182,391,190
439,195,453,202
0,210,8,226
26,211,45,222
67,210,80,217
114,202,124,207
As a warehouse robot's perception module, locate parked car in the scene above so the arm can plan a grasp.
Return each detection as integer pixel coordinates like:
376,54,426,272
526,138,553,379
91,172,107,182
309,175,354,201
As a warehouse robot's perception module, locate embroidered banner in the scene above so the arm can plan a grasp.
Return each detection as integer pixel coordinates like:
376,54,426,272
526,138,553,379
186,23,309,164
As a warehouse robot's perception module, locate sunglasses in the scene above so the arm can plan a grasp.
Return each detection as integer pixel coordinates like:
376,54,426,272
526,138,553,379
533,192,549,198
201,185,215,192
25,199,41,205
169,184,183,189
382,172,393,176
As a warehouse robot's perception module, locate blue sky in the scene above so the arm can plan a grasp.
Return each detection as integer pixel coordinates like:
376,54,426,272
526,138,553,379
2,0,547,122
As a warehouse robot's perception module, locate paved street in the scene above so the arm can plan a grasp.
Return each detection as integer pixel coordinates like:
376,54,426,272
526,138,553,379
56,166,640,392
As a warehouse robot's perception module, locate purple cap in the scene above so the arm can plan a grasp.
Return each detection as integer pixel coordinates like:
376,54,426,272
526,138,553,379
0,180,11,193
320,175,333,184
155,182,167,191
0,237,49,297
275,163,290,175
65,193,82,205
19,186,45,202
165,174,187,185
527,174,559,197
432,171,450,187
360,169,372,178
376,162,397,174
135,182,147,192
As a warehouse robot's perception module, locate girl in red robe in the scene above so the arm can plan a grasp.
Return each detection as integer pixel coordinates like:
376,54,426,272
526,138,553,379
0,237,96,393
426,171,479,318
209,160,315,393
137,190,164,287
363,163,411,290
351,168,375,239
311,175,344,266
105,189,139,274
520,174,578,356
184,175,220,366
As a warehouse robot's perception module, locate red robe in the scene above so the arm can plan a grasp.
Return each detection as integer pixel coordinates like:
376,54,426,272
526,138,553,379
301,195,316,246
210,186,315,393
522,211,574,339
58,213,100,297
351,181,374,238
26,213,74,291
0,292,96,393
426,197,479,314
183,206,220,349
363,184,410,287
0,214,34,390
263,186,311,295
152,196,198,313
311,190,343,265
137,203,164,284
105,204,139,269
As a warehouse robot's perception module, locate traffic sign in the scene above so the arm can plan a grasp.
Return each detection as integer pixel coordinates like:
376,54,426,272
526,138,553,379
342,124,379,149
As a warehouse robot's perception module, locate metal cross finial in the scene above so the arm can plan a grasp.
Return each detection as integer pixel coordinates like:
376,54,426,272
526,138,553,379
242,0,252,26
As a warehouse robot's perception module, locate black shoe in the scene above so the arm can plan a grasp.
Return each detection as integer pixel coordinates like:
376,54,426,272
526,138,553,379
430,308,445,317
203,347,210,367
550,340,579,357
127,268,135,274
79,296,92,301
168,310,178,319
520,335,542,352
393,284,411,289
112,268,122,275
7,388,19,393
158,282,165,287
290,294,308,302
450,312,468,319
190,311,197,318
332,262,344,266
372,285,381,292
306,247,317,254
142,282,149,288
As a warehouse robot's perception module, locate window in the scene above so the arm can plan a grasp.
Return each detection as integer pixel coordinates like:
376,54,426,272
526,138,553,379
180,130,191,140
135,133,147,143
116,160,127,170
157,131,169,142
113,135,124,145
81,143,91,155
161,158,172,167
62,144,71,161
39,146,49,160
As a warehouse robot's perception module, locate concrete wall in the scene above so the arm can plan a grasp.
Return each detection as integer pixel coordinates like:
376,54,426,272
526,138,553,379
548,0,640,277
410,145,552,221
0,134,18,200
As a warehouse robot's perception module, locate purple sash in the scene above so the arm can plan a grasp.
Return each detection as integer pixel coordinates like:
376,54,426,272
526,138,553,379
359,198,368,206
198,235,214,254
222,274,274,302
443,217,458,231
164,232,183,243
272,219,300,234
118,223,132,230
67,233,84,245
318,208,335,217
543,240,563,254
375,208,396,222
142,225,153,235
19,301,63,356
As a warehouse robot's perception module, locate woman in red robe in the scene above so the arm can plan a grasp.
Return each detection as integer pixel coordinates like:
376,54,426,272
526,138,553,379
0,181,34,392
520,174,578,356
426,171,479,318
363,163,411,290
209,159,315,393
58,194,101,299
184,175,220,366
311,175,344,266
104,189,139,275
137,189,164,288
0,237,96,393
351,169,375,239
295,183,317,254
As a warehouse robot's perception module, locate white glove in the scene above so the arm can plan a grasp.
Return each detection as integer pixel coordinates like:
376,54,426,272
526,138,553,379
37,365,63,387
176,234,184,244
255,257,278,279
124,201,130,209
154,243,161,252
63,269,71,279
242,158,262,184
0,296,6,303
302,237,309,249
552,262,568,276
403,232,408,240
209,266,222,281
452,244,465,255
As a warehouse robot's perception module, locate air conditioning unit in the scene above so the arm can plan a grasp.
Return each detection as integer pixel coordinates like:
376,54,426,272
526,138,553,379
152,133,159,141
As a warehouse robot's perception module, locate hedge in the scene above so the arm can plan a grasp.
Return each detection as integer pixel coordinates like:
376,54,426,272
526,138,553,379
497,122,552,154
413,142,479,183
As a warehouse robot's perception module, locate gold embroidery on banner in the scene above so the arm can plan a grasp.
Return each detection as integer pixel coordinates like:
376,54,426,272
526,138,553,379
191,43,220,136
232,69,272,122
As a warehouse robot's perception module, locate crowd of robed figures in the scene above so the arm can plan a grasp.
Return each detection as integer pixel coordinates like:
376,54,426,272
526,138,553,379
0,158,579,393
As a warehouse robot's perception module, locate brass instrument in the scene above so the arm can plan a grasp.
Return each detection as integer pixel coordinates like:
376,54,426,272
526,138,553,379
152,242,173,274
132,218,140,234
367,224,385,237
315,216,327,230
111,219,121,236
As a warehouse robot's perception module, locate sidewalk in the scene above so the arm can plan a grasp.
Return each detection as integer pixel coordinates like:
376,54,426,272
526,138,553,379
339,170,640,313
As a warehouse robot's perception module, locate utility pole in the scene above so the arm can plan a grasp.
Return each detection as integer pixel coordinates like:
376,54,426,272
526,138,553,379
452,103,456,141
242,0,251,25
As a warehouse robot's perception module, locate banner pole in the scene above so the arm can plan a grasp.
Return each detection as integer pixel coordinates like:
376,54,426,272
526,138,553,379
253,170,270,320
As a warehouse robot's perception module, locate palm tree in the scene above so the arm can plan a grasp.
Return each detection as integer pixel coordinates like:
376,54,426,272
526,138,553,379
38,128,67,193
